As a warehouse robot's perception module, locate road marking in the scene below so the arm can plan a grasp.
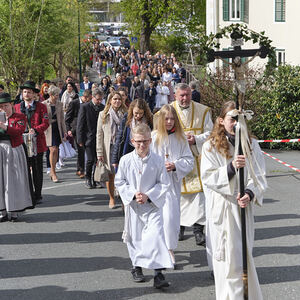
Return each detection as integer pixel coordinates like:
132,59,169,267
43,181,82,190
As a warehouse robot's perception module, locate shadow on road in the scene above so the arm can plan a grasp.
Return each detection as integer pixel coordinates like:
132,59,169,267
255,225,300,240
0,269,215,300
0,231,123,245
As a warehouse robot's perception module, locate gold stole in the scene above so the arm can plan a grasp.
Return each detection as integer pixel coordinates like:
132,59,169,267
172,101,210,194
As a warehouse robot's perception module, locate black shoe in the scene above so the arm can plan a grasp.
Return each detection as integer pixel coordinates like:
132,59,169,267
194,231,206,246
131,267,145,282
85,178,94,189
0,215,9,222
178,226,185,241
10,216,18,222
153,273,169,289
35,197,43,205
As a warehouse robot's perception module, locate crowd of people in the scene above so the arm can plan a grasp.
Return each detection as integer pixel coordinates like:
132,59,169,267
0,45,267,298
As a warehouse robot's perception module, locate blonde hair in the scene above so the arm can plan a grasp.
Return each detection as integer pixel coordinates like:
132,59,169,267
131,123,151,139
102,91,127,122
154,104,185,148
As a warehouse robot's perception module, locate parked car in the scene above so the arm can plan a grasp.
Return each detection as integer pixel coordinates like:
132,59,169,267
112,27,123,36
104,37,130,50
104,26,113,36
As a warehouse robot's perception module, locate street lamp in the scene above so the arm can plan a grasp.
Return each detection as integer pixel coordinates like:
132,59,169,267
77,0,83,83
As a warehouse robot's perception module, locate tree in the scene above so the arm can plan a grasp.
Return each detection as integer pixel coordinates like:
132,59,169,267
120,0,206,53
0,0,90,91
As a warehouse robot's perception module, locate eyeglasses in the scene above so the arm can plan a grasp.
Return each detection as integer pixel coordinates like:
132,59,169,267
133,139,151,145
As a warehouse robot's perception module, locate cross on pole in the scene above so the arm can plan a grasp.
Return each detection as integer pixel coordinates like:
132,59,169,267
207,30,270,300
207,30,269,111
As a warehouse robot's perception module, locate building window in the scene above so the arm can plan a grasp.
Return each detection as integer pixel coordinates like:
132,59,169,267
223,0,249,22
230,0,241,20
275,0,286,22
276,49,285,65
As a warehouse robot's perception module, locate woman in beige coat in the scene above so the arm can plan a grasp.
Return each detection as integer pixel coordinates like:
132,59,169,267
96,91,127,208
43,85,66,182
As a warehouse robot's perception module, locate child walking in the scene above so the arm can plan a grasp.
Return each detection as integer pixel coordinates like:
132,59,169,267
115,123,173,288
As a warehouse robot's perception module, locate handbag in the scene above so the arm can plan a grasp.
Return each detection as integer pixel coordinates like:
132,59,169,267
94,161,109,182
59,140,76,159
23,132,37,157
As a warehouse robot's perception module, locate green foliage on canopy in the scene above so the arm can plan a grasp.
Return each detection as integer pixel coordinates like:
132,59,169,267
249,65,300,150
0,0,90,90
120,0,206,53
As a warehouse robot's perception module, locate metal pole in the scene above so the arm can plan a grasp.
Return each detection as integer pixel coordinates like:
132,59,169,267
236,94,248,300
78,1,82,83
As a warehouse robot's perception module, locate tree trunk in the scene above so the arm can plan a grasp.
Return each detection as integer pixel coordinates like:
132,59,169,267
140,25,151,54
58,52,64,79
140,9,152,54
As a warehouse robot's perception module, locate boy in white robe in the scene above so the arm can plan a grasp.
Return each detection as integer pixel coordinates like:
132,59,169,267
115,123,173,289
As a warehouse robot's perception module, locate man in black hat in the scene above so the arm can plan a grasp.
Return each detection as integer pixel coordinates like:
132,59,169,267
15,81,49,204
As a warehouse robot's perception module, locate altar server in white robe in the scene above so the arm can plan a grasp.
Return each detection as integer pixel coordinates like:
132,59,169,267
151,104,194,265
115,123,173,289
171,83,213,246
201,101,267,300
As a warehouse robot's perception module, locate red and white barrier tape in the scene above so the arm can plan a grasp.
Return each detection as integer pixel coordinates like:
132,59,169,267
258,138,300,143
262,151,300,173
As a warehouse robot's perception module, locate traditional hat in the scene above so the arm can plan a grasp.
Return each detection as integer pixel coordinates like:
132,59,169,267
20,80,40,93
0,93,14,104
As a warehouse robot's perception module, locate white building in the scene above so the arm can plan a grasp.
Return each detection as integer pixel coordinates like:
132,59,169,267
88,0,125,28
206,0,298,66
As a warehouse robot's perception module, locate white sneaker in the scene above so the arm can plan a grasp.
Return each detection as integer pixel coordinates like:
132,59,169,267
59,158,65,167
56,163,61,170
46,168,51,174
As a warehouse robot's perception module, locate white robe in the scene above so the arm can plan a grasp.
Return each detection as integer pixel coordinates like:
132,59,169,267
180,108,213,226
201,138,267,300
151,132,194,250
114,150,173,269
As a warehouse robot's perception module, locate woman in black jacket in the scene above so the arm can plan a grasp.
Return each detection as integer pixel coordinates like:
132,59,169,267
111,98,152,168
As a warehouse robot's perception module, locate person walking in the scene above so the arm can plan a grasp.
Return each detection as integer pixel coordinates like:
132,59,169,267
171,83,213,246
111,98,152,167
15,81,49,204
152,104,194,265
201,101,267,300
77,88,105,189
65,89,92,179
0,93,33,222
43,86,67,182
115,124,173,288
96,91,127,208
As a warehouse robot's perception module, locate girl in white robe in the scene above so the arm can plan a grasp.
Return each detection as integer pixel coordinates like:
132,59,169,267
115,124,173,288
152,104,194,264
201,101,267,300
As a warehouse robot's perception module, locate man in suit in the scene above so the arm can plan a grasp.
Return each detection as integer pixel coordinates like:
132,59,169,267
80,74,93,91
77,88,104,188
189,81,201,103
14,81,49,204
65,89,92,178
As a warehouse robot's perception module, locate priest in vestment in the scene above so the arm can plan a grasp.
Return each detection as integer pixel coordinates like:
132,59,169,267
171,83,213,246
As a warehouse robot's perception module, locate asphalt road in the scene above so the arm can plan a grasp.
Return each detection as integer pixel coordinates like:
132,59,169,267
0,149,299,300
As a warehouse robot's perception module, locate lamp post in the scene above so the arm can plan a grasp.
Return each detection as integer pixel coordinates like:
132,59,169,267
77,0,83,83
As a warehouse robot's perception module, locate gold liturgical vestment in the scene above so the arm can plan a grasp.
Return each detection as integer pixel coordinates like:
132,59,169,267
172,101,211,194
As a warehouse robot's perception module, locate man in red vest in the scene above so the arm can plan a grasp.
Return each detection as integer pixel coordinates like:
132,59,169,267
15,81,49,204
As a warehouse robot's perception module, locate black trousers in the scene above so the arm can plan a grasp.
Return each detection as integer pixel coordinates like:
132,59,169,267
76,141,85,173
85,145,96,179
28,152,44,201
